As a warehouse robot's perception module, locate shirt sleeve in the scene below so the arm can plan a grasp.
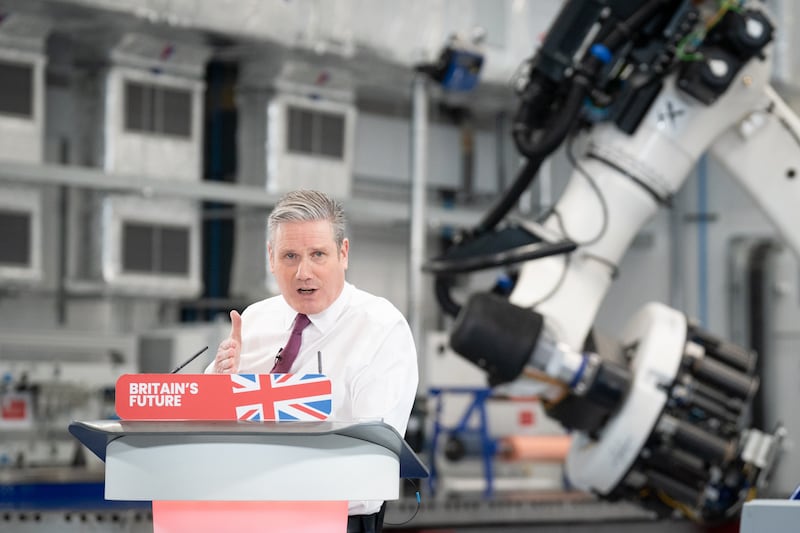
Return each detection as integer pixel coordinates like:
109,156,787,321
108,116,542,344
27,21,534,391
348,316,419,436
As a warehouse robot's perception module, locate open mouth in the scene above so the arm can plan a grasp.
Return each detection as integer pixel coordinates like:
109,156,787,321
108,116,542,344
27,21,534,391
297,288,317,295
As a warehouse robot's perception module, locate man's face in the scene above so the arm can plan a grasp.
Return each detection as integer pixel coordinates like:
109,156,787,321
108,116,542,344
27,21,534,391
268,219,349,315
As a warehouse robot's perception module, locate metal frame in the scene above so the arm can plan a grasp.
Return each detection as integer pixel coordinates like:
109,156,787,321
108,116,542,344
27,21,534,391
0,158,486,227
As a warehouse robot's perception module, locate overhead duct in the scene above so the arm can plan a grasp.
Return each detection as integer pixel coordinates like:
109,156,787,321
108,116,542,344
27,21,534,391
67,32,210,297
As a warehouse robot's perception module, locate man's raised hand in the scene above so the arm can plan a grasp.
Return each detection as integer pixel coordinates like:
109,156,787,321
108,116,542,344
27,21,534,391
214,310,242,374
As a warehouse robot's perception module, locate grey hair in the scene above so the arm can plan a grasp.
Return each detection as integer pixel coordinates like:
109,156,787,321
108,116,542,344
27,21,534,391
268,189,347,248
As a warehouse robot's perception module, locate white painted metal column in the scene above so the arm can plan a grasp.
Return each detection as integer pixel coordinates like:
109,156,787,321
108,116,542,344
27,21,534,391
408,74,428,348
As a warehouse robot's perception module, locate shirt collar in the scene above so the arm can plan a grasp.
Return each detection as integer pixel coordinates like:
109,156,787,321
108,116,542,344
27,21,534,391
310,282,352,334
280,282,353,333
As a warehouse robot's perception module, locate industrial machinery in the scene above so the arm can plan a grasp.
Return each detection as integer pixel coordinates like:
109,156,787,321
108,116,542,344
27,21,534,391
427,0,797,524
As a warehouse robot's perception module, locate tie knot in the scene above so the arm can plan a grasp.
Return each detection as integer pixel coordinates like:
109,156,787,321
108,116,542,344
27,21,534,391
292,313,311,334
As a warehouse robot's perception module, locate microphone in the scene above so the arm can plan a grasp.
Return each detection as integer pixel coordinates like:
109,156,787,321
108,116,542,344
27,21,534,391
170,346,210,374
269,347,284,373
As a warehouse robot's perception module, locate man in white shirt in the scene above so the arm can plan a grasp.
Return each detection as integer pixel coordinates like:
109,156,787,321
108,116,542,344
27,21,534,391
208,189,419,533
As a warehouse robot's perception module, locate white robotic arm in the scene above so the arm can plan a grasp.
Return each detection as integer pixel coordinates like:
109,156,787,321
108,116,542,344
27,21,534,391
426,0,792,524
709,84,800,253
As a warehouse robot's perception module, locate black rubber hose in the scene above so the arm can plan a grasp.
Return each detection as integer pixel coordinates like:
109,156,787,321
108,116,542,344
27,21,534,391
474,157,543,236
600,0,675,51
435,276,462,317
512,74,587,161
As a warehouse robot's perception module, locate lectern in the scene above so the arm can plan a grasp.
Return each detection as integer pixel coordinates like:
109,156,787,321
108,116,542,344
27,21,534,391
69,419,428,533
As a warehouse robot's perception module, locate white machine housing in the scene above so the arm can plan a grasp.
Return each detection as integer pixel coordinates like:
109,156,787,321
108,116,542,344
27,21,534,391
102,32,209,180
0,12,48,164
97,194,202,297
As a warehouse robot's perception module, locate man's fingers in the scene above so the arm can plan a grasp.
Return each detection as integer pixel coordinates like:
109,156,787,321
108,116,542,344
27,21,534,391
214,341,239,373
216,353,235,373
230,310,242,345
219,339,240,351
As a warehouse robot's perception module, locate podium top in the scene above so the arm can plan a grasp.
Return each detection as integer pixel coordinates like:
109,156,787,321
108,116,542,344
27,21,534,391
69,419,428,479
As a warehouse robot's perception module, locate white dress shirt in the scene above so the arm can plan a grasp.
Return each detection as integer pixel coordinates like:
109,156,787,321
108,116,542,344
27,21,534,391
207,282,419,515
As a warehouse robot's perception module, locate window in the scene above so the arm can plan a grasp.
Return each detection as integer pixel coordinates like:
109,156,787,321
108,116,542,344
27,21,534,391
0,210,31,266
122,222,190,275
286,105,345,159
124,81,192,138
0,60,33,118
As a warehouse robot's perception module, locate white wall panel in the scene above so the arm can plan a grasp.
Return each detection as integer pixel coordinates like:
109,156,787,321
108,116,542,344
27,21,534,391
353,111,506,194
353,113,410,183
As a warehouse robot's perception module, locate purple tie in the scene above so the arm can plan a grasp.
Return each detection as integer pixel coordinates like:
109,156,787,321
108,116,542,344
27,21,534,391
271,314,311,373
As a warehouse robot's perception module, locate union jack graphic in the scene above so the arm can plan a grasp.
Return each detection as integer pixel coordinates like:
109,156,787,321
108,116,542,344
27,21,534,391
231,374,261,394
230,374,332,421
235,403,265,421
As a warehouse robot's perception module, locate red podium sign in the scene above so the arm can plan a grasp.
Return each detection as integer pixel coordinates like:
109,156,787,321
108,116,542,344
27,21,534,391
115,373,332,421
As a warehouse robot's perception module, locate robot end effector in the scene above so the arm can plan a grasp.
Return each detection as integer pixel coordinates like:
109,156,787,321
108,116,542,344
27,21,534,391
450,292,783,524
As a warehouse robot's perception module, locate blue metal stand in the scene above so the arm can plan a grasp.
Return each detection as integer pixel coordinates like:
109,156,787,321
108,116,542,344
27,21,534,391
428,387,496,498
